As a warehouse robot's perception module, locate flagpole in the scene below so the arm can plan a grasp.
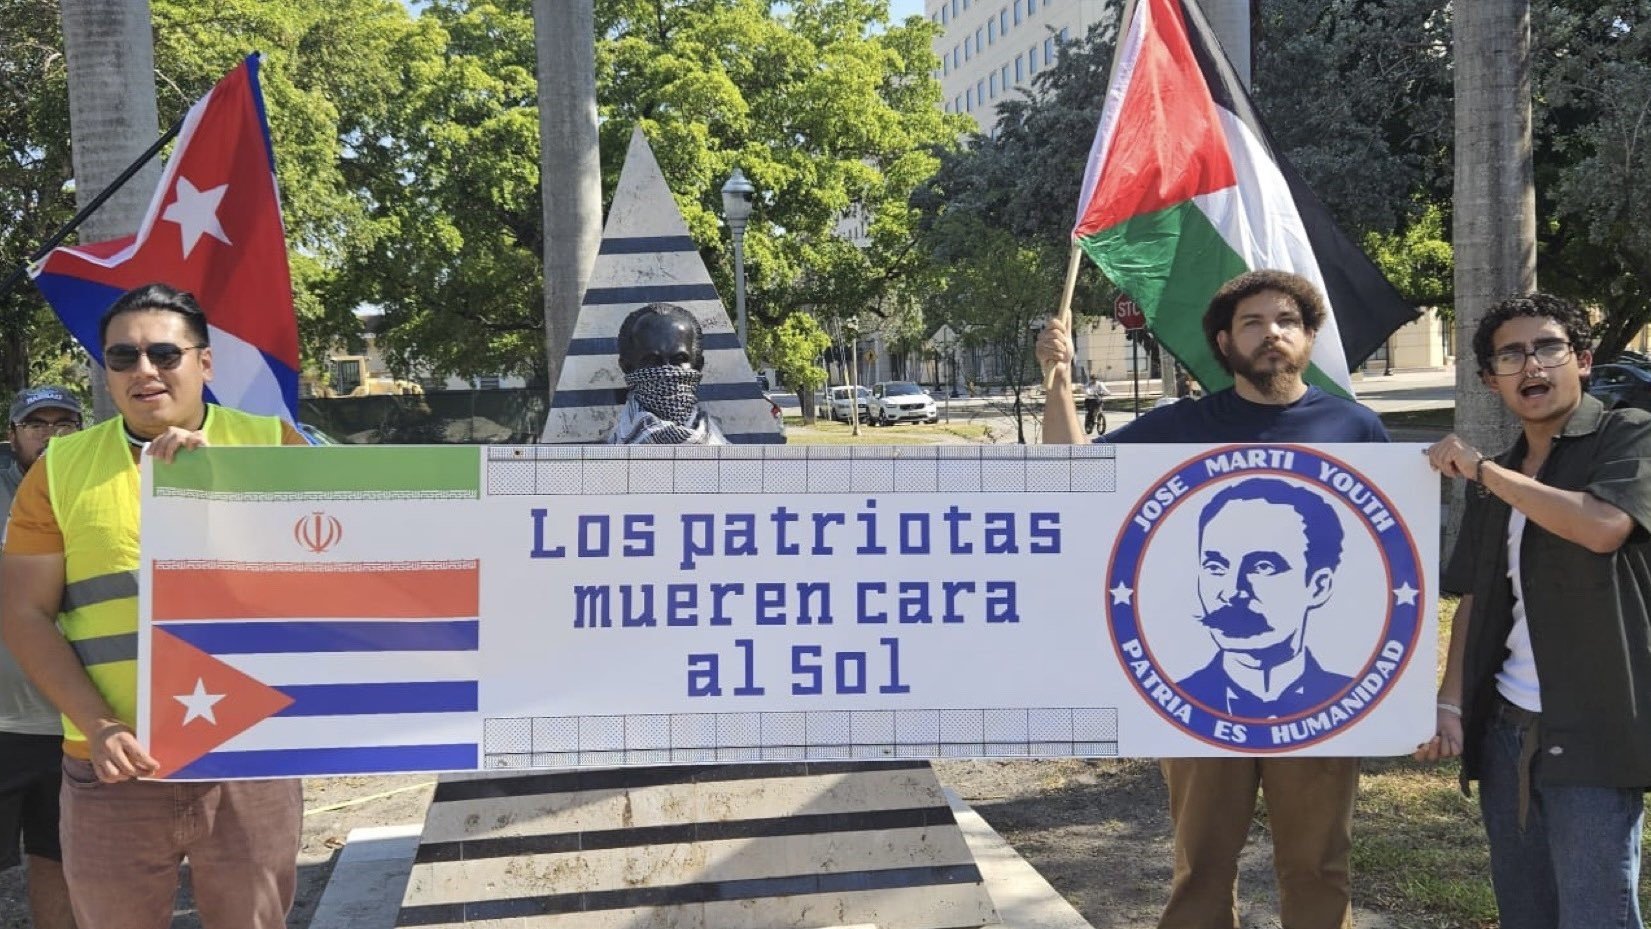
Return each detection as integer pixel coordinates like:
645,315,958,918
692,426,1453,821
1040,242,1084,391
0,115,184,302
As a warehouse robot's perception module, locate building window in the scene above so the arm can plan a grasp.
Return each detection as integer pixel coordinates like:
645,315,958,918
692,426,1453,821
976,78,985,103
943,57,949,76
1044,36,1054,61
1015,53,1023,81
1059,26,1070,43
965,88,973,111
941,6,948,23
999,9,1008,33
1013,0,1022,24
989,72,997,97
1028,44,1038,72
1001,64,1010,89
976,26,984,50
951,0,958,15
987,19,995,43
964,36,972,59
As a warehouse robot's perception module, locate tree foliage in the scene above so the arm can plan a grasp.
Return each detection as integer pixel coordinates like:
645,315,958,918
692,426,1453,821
596,0,969,344
750,312,831,420
1533,0,1651,358
0,0,77,396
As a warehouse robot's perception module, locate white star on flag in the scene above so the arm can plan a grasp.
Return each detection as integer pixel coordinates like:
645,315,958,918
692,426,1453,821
161,177,232,258
1392,583,1419,607
174,678,226,726
1110,582,1134,606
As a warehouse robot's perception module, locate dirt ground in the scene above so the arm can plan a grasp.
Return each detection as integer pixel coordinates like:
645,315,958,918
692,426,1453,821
1,757,1399,929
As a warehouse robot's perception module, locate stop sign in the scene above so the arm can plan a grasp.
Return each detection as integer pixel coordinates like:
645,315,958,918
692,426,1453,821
1114,293,1146,330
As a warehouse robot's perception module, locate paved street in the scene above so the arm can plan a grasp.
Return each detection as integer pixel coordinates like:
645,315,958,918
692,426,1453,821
778,367,1457,443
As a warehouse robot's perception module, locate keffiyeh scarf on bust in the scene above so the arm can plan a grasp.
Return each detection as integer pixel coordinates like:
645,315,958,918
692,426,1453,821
608,365,727,445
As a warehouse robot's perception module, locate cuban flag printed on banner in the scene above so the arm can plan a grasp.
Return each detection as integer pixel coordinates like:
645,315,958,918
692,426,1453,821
30,54,300,421
145,560,481,779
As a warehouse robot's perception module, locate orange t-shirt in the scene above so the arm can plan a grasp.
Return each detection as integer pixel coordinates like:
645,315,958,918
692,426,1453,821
3,419,307,556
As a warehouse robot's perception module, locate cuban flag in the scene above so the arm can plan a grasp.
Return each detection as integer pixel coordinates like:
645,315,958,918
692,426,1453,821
30,54,300,421
145,559,481,779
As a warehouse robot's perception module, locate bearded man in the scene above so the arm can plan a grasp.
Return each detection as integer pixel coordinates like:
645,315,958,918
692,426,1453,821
1036,270,1388,929
607,303,728,446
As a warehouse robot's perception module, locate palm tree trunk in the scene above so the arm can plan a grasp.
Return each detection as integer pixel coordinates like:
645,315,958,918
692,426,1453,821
1450,0,1534,552
59,0,161,420
533,0,601,414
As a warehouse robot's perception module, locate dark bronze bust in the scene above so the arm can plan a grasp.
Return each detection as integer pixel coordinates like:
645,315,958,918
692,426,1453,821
608,303,726,445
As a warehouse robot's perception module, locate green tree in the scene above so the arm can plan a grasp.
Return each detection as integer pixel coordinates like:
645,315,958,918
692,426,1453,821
597,0,968,342
326,0,544,380
750,312,831,422
1533,0,1651,359
0,0,77,394
921,220,1062,442
3,0,433,387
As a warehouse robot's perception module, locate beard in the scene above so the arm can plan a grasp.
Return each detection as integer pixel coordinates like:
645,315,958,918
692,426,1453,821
1199,602,1275,639
1229,341,1310,397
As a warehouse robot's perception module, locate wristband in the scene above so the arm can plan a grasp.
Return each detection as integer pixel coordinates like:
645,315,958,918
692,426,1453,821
1473,456,1488,483
1436,701,1462,716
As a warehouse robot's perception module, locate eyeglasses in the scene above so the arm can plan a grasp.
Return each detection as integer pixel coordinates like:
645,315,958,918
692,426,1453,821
12,419,82,437
1488,340,1574,377
103,342,206,373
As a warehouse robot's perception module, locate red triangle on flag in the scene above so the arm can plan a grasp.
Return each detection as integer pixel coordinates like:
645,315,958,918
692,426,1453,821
149,627,293,778
1073,0,1237,237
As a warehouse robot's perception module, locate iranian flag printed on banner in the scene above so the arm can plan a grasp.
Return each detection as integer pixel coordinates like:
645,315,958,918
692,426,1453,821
1073,0,1417,396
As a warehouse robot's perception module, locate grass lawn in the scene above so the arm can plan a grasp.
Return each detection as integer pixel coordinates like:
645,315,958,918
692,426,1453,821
1341,597,1651,927
781,417,992,445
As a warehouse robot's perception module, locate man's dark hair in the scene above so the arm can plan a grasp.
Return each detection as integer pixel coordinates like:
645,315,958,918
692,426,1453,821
617,302,704,372
1202,270,1328,374
1198,477,1344,576
98,282,210,347
1470,292,1593,375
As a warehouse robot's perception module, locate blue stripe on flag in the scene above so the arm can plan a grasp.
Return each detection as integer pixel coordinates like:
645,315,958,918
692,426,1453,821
159,620,479,654
173,743,478,779
31,273,123,366
274,681,478,716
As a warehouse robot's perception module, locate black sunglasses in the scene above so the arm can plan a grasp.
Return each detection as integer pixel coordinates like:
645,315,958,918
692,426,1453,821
104,342,206,373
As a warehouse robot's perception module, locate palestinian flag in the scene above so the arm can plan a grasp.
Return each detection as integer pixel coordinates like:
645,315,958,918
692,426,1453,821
1072,0,1417,395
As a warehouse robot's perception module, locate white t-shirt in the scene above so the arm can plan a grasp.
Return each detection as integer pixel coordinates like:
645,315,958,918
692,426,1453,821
1495,509,1543,711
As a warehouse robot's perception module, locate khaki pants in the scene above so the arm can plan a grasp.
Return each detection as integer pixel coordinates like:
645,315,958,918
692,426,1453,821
1158,756,1358,929
59,757,302,929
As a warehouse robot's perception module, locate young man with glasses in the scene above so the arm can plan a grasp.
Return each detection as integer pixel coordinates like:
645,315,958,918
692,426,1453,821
1419,292,1651,929
2,385,82,929
1,283,308,929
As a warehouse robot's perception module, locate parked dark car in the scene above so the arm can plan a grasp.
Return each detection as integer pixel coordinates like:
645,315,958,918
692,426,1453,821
1586,363,1651,411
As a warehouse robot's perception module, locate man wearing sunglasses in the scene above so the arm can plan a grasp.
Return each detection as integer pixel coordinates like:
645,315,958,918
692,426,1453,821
1,283,308,929
1419,293,1651,929
2,385,82,929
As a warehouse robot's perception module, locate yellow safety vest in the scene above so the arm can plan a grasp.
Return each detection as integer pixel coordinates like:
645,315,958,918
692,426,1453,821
45,406,282,746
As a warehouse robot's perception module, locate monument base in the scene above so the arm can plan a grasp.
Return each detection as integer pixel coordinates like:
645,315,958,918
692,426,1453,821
396,760,998,928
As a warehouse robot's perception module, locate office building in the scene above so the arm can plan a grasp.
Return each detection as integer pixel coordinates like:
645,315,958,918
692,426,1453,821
928,0,1114,134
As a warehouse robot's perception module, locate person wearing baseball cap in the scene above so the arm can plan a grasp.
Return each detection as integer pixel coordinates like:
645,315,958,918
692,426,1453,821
2,384,82,929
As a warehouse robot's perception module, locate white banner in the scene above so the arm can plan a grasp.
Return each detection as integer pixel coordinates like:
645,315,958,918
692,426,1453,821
138,442,1438,779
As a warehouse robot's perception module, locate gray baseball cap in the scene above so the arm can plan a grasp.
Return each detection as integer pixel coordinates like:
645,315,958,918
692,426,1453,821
9,386,83,424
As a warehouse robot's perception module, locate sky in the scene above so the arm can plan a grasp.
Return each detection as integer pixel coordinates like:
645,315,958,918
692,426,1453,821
890,0,926,20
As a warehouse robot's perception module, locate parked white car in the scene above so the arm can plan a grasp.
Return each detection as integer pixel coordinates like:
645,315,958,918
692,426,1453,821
869,381,938,425
827,385,872,423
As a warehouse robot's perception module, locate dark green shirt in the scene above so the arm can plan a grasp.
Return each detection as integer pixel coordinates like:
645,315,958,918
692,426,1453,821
1443,394,1651,789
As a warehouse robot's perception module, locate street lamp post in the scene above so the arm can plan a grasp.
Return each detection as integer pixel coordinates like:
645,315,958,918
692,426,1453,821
844,315,863,437
934,331,956,423
720,168,756,348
